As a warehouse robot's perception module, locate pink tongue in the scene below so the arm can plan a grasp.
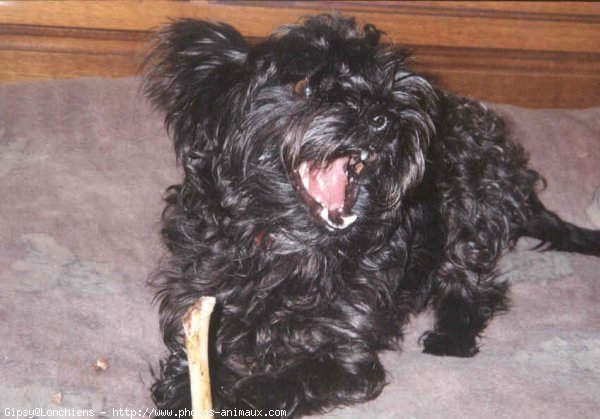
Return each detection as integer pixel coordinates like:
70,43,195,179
308,157,349,211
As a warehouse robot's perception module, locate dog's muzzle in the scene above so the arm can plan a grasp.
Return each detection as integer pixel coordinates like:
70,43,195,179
293,148,377,230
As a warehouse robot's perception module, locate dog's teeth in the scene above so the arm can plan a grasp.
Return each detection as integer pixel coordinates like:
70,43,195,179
339,214,358,228
360,150,369,161
299,161,308,175
299,162,310,190
319,206,357,230
354,162,364,175
319,206,329,221
301,173,310,191
328,213,357,230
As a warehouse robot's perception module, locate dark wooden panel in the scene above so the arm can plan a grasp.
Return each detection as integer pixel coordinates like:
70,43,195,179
0,25,148,83
2,1,598,52
1,1,599,108
412,45,600,107
0,50,140,83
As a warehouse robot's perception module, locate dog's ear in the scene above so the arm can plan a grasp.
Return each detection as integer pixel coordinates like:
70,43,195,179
143,19,248,158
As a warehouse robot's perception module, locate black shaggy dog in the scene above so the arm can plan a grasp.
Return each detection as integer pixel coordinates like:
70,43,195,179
144,15,600,417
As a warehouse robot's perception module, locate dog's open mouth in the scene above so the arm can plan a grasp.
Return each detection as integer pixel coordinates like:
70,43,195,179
293,149,375,230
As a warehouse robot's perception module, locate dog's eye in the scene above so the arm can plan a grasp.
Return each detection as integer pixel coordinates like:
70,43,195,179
293,78,313,97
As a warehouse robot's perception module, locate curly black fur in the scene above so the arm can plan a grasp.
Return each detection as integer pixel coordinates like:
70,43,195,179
143,15,600,417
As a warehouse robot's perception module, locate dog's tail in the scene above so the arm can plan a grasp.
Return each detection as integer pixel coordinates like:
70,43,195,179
519,197,600,256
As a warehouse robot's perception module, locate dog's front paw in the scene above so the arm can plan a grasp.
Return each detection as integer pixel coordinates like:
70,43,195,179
420,330,479,357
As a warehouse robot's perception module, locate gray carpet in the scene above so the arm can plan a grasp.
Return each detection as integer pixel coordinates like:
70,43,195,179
1,77,599,418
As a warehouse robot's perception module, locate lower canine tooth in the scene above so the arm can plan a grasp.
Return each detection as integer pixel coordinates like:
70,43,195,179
361,150,369,161
318,204,358,230
319,206,329,221
340,214,358,228
319,206,358,230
